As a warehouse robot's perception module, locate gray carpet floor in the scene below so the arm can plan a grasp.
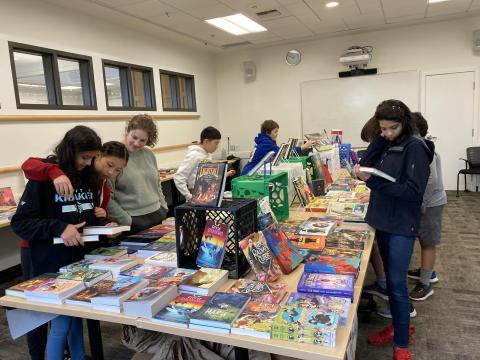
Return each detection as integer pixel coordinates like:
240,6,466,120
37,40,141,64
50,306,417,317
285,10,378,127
0,191,478,359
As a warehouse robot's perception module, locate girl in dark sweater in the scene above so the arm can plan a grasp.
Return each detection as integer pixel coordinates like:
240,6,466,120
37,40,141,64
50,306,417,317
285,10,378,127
354,100,433,360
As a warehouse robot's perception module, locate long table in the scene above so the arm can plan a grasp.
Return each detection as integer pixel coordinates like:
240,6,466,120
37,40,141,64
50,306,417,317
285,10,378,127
0,211,373,360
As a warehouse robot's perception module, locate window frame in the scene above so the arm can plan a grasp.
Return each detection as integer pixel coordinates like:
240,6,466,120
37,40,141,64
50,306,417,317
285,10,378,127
8,42,97,110
159,69,197,112
102,59,156,111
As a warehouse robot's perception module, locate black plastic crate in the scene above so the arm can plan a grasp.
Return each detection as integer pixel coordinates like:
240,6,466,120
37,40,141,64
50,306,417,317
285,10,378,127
174,198,257,279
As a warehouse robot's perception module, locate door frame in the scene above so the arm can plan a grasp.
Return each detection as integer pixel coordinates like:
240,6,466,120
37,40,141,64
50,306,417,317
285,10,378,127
420,67,479,144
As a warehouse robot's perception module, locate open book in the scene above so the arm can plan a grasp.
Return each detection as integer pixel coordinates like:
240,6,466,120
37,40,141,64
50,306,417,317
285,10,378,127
359,166,396,182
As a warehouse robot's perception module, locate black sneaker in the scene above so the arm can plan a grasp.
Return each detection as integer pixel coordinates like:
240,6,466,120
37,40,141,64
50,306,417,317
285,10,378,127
363,282,389,300
407,268,438,283
376,303,417,319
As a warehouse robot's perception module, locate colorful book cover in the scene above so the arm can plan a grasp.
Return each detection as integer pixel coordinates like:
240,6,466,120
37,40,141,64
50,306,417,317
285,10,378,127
89,277,144,299
25,278,83,298
239,232,282,283
295,218,336,237
59,259,96,272
325,229,370,250
144,252,177,267
288,235,326,251
304,255,360,277
320,247,363,259
258,212,274,231
189,292,250,329
6,273,60,296
326,202,368,222
292,177,314,206
140,241,176,253
153,293,210,326
127,224,176,239
85,246,127,258
305,198,329,213
278,220,303,237
285,292,351,325
119,264,174,279
153,268,196,286
262,223,303,274
0,187,16,206
191,162,228,207
226,279,287,304
297,272,355,299
126,284,171,302
58,269,111,285
179,268,228,293
231,301,280,338
66,288,98,306
196,220,227,269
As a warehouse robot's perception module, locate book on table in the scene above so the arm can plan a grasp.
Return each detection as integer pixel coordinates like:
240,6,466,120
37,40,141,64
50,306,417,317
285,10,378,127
295,217,336,237
151,268,196,286
5,273,60,298
325,201,368,222
358,166,396,182
196,219,227,269
24,278,85,304
0,187,16,206
84,246,128,259
137,240,176,259
304,254,361,278
89,277,149,308
297,272,355,300
57,269,112,287
152,293,210,328
119,264,174,279
89,257,137,278
178,268,229,296
82,225,131,235
123,283,178,318
225,278,287,304
231,301,281,339
190,161,228,207
126,224,175,239
239,232,283,283
285,292,351,326
188,292,250,333
292,176,315,206
144,252,177,267
59,259,96,272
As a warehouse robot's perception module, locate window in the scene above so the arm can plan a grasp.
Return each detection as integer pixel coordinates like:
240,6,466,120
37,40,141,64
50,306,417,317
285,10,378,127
159,70,196,112
9,42,96,110
102,60,155,111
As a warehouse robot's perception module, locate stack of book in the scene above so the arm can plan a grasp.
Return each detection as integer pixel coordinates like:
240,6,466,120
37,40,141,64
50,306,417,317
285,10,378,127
231,301,281,339
325,201,368,223
144,252,177,267
304,252,361,279
178,268,229,296
89,257,138,278
6,273,60,298
136,240,176,259
123,283,178,318
305,198,329,213
85,246,128,260
188,292,250,334
297,272,355,301
25,278,85,304
57,269,112,286
153,293,210,328
120,224,175,249
119,264,174,279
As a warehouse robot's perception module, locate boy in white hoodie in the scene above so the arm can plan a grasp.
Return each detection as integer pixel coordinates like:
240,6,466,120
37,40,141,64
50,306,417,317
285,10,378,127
174,126,234,201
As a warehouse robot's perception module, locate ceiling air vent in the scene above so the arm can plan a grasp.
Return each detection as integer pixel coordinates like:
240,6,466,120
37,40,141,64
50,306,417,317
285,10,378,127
255,9,282,20
221,41,253,49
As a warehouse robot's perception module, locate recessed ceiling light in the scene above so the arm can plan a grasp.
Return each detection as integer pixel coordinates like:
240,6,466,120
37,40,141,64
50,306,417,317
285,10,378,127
428,0,449,3
205,14,267,35
326,1,339,8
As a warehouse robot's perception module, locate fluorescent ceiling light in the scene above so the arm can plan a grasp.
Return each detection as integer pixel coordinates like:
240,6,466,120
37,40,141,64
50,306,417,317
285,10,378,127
206,13,267,35
428,0,449,3
326,1,339,8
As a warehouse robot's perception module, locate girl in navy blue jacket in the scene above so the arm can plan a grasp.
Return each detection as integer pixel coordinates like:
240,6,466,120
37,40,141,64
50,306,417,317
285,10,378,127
355,100,433,360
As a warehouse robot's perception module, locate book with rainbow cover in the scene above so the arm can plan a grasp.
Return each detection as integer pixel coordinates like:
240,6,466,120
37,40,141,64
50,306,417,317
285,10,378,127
297,272,354,300
153,293,210,327
196,220,227,268
262,223,303,274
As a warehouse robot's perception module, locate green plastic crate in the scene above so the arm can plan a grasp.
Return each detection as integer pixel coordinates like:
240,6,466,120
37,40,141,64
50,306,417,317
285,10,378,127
232,172,289,221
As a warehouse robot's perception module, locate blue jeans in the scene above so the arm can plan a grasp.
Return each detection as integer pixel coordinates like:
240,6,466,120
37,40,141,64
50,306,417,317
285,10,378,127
46,316,85,360
376,230,415,348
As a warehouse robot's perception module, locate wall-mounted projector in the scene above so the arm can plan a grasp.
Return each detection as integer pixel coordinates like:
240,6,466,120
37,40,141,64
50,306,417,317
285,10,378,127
338,45,377,78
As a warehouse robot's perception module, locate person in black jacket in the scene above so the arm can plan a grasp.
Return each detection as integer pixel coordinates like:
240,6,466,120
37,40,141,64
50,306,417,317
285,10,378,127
11,125,102,360
354,100,433,360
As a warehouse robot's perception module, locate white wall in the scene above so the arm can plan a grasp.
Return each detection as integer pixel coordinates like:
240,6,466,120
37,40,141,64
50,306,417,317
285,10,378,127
0,0,219,199
215,16,480,155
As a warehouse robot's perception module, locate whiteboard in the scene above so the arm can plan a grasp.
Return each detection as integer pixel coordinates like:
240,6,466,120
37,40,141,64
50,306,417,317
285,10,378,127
301,71,420,147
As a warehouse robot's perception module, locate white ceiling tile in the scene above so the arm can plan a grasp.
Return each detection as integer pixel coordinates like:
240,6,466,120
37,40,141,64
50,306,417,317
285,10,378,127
426,0,471,17
116,0,176,19
148,11,198,27
182,3,236,20
381,0,427,19
304,0,361,20
261,16,314,38
159,0,222,11
311,19,349,34
95,0,147,7
386,13,425,24
218,0,280,12
356,0,384,16
343,13,385,29
284,2,322,31
275,0,303,5
242,31,283,44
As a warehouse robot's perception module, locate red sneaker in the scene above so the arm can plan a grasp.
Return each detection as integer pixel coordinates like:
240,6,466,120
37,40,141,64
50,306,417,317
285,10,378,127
393,348,412,360
367,324,415,347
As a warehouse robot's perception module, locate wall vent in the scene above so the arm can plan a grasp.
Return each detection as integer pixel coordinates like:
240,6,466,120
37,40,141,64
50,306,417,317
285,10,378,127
221,41,252,49
256,9,282,19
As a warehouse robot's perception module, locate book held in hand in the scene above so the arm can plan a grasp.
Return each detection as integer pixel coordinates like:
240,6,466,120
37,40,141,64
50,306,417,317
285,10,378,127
196,220,227,269
82,225,130,236
191,161,228,207
358,166,396,182
53,235,99,245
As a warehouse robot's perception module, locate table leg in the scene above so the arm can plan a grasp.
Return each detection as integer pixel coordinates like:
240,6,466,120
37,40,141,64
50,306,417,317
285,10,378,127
86,319,104,360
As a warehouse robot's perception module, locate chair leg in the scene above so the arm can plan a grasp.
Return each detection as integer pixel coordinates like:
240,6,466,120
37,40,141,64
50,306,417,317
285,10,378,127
457,172,460,197
465,174,468,192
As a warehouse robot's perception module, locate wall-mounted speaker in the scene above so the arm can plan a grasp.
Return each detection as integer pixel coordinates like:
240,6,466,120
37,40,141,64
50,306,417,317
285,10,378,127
243,61,256,82
473,30,480,52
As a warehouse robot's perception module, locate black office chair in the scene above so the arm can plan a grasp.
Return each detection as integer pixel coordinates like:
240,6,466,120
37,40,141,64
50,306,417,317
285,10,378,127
456,146,480,197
